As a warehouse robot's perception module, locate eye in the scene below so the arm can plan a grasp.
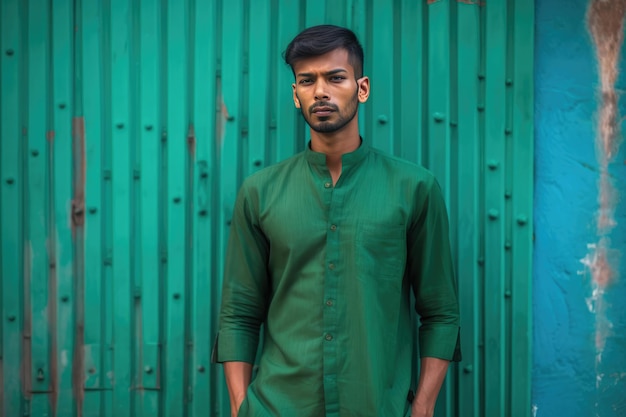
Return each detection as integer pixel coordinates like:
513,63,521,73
330,76,346,82
298,78,313,85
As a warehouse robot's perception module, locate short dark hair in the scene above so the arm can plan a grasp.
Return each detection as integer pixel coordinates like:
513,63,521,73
284,25,364,78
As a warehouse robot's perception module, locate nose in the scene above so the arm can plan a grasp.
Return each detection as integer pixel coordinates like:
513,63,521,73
314,79,330,101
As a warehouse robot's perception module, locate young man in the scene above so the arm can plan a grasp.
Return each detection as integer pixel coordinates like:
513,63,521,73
213,25,461,417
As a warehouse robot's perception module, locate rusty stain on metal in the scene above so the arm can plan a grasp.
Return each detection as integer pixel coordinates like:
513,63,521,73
22,242,32,400
187,123,197,162
215,78,229,153
71,116,86,416
427,0,484,4
46,130,55,142
71,117,86,232
48,238,59,412
582,0,625,409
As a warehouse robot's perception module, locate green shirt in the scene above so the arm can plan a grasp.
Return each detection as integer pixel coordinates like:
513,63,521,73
214,142,461,417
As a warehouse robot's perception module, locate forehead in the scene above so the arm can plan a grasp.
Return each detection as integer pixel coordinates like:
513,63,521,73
292,49,354,76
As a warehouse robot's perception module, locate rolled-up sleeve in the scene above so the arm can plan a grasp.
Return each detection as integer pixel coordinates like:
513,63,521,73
407,177,462,362
212,181,269,364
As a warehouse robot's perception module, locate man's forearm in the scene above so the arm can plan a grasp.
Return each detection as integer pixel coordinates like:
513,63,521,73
411,357,450,417
224,361,253,417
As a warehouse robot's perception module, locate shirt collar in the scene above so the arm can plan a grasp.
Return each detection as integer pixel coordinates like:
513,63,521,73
304,138,369,169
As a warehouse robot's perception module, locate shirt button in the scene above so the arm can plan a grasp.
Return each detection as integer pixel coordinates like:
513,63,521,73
328,263,335,270
324,182,332,188
325,299,334,306
330,224,337,231
325,334,333,341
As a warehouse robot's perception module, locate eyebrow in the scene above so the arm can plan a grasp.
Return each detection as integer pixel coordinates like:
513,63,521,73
296,68,348,78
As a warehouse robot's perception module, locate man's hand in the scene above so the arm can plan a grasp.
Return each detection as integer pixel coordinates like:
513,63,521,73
224,361,253,417
410,357,450,417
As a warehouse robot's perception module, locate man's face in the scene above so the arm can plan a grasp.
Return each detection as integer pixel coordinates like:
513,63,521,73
291,49,369,134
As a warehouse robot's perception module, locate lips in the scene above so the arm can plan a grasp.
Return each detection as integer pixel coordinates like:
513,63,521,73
312,106,335,116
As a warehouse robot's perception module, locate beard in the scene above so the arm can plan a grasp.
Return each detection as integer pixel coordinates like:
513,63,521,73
299,87,359,134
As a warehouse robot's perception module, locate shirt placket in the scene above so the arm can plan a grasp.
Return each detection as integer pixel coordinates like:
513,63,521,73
322,176,342,417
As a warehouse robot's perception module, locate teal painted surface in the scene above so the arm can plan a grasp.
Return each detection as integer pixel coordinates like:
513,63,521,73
0,1,533,416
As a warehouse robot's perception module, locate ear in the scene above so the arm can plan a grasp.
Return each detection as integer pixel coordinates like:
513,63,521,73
292,83,301,108
357,76,370,103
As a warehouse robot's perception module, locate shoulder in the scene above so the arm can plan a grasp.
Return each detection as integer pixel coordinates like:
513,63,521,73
367,147,436,187
241,151,306,190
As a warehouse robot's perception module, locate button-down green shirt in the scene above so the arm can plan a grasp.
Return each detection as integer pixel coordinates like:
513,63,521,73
214,142,461,417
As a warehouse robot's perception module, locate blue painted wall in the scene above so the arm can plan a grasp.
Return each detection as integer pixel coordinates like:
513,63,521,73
534,0,626,416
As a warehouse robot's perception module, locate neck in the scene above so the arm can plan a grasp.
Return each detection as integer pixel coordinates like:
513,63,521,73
309,120,361,185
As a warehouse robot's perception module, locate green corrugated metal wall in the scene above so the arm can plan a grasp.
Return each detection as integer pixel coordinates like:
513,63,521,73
0,0,533,416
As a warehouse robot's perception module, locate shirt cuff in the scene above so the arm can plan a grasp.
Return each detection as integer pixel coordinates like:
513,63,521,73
211,330,259,364
418,325,462,362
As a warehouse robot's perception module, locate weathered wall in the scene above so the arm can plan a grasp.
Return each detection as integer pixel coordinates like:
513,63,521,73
533,0,626,416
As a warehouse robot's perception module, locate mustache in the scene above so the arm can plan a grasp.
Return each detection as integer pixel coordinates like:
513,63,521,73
309,102,338,113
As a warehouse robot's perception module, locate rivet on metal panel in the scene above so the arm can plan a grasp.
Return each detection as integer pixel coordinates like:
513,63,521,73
161,253,167,264
198,209,208,216
477,257,484,266
134,169,140,180
487,160,499,170
505,128,512,135
241,127,248,136
88,368,96,374
506,78,513,86
477,104,485,112
31,149,39,157
103,170,111,180
145,125,153,131
269,119,277,129
505,191,512,199
144,366,153,374
116,123,124,129
433,112,445,122
227,115,235,121
463,365,473,373
58,103,66,109
37,368,44,381
226,220,232,226
377,115,388,124
450,121,458,127
5,177,14,184
88,207,97,214
173,197,181,204
161,131,167,142
198,365,205,373
200,172,208,178
173,293,181,300
6,49,14,56
504,290,512,298
253,160,263,167
103,256,112,266
516,215,528,225
478,73,485,80
61,295,69,302
134,288,141,299
488,209,499,220
7,315,16,322
505,241,512,250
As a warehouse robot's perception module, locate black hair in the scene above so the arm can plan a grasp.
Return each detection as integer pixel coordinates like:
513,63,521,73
283,25,364,78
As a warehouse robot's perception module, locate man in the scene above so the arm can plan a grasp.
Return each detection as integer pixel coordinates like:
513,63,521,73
213,25,461,417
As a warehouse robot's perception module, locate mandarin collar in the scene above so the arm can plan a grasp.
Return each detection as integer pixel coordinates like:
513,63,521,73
304,138,369,169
